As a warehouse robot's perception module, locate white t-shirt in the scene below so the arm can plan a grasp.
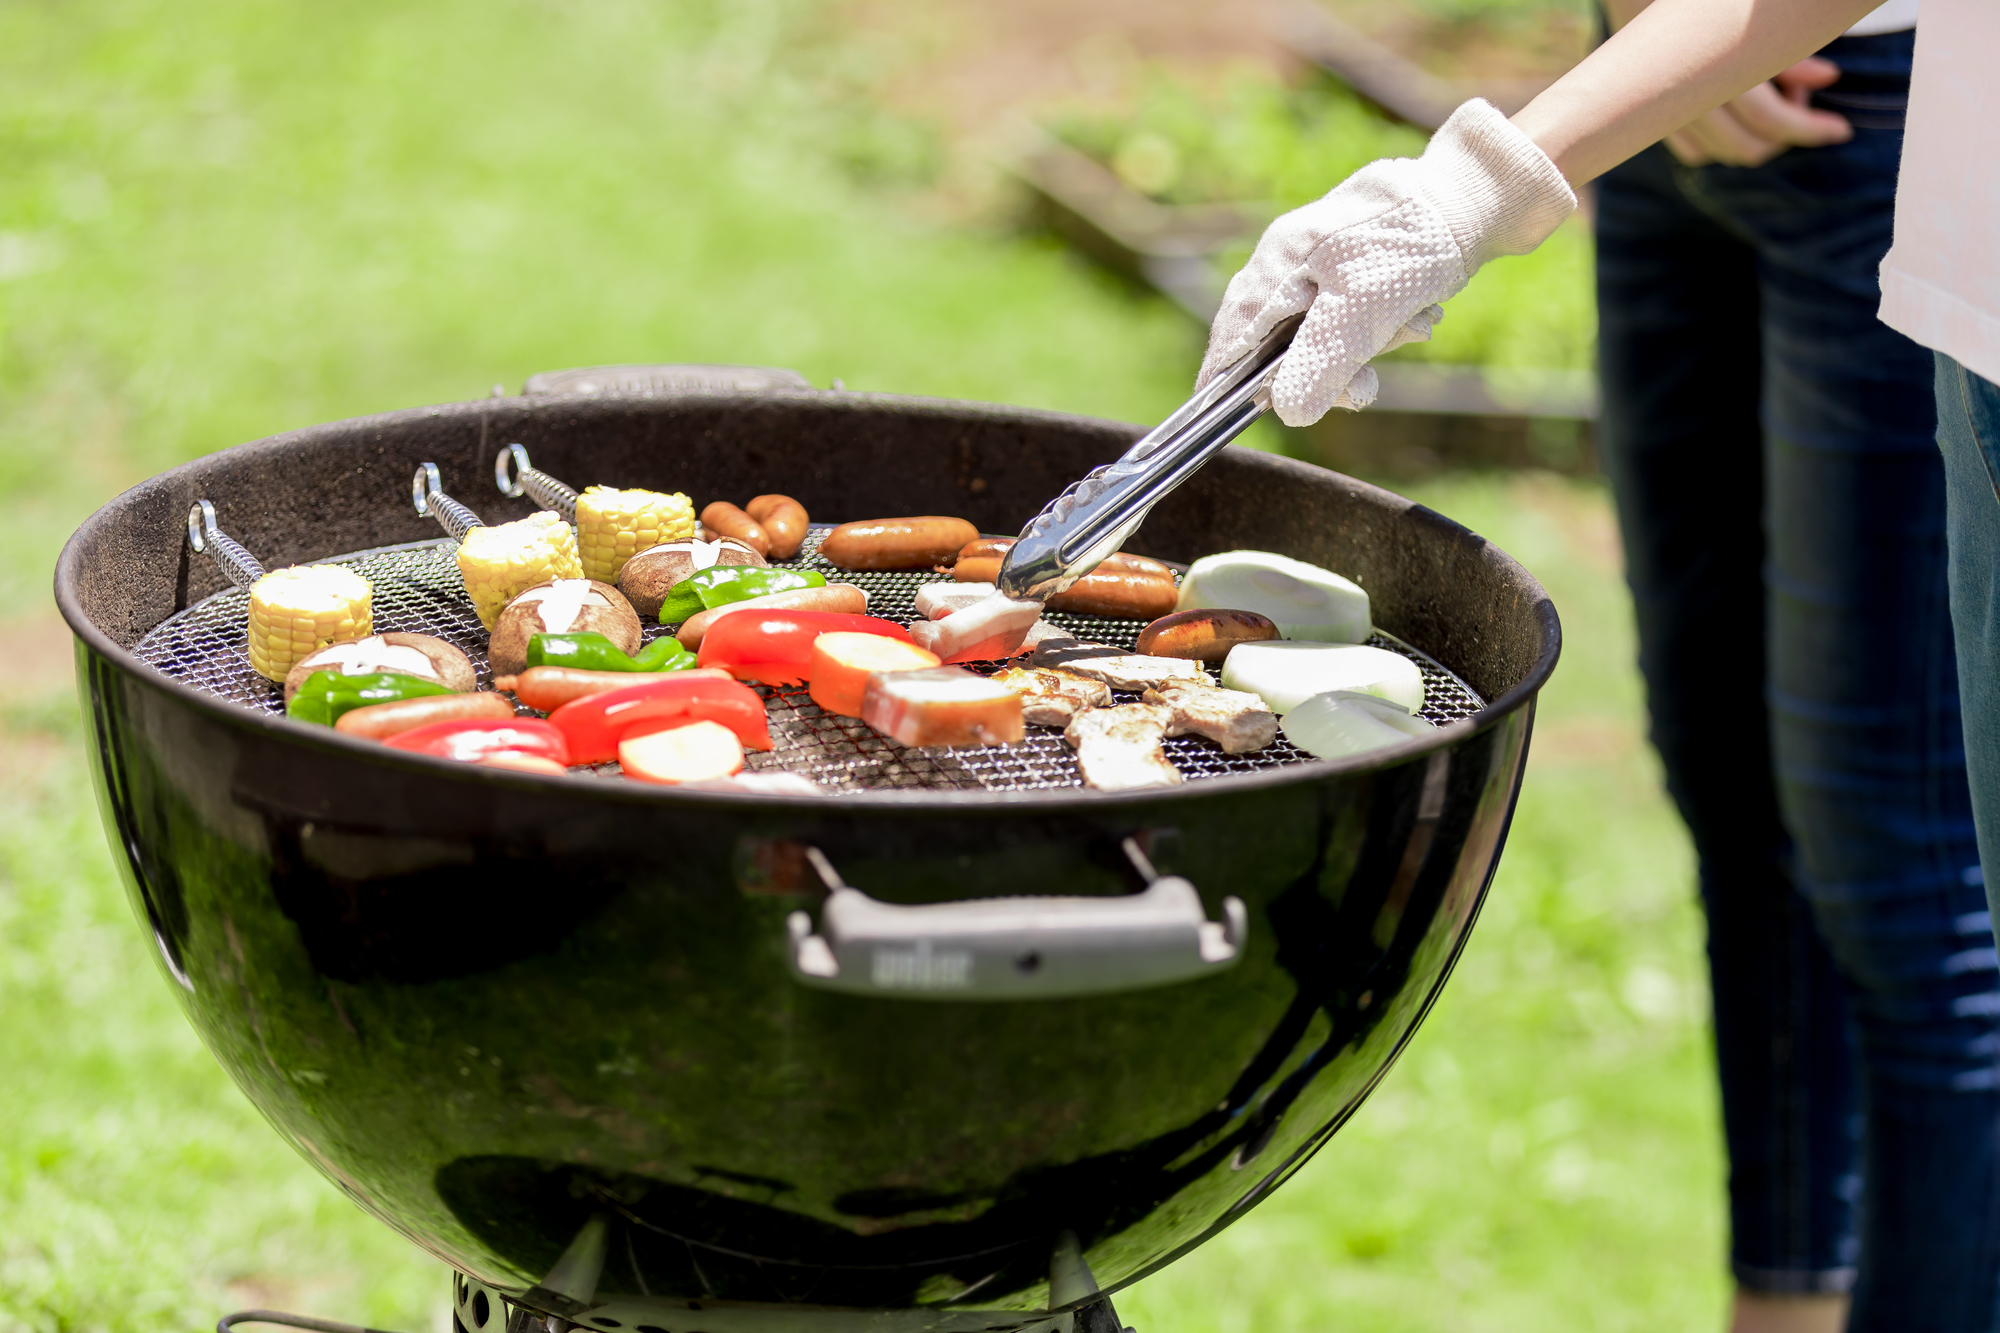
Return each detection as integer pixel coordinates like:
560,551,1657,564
1878,0,2000,382
1847,0,1918,36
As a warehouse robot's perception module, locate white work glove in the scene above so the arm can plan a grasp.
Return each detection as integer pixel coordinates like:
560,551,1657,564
1198,99,1576,425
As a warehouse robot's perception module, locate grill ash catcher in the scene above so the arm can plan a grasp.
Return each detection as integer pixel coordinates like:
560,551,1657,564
56,360,1558,1333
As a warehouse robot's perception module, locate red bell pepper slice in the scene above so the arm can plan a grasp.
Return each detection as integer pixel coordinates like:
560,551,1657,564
383,718,571,766
696,610,913,685
549,675,773,765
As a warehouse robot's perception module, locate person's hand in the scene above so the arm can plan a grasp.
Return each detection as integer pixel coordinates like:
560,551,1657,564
1198,100,1575,426
1663,57,1852,166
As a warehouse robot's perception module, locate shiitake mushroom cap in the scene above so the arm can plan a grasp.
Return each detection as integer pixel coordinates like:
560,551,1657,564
282,631,477,703
488,579,641,677
617,537,765,619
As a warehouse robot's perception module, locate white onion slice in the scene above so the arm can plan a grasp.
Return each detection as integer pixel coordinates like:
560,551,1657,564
1219,640,1423,714
1177,551,1370,643
1281,690,1434,760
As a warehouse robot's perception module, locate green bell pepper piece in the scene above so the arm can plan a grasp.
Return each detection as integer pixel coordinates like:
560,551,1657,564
286,670,455,726
525,631,699,673
654,566,826,624
526,632,635,672
631,637,697,672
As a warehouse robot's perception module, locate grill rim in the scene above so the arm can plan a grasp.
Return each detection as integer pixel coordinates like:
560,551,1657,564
54,390,1562,812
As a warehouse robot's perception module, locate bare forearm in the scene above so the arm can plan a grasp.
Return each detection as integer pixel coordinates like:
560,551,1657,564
1512,0,1879,183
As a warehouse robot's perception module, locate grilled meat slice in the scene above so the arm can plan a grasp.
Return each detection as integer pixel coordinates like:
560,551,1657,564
1030,640,1208,692
991,666,1114,727
1063,703,1182,791
914,581,995,620
1144,680,1278,754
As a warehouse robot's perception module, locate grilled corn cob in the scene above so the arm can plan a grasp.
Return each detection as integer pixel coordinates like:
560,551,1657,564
247,565,373,683
575,485,696,583
456,510,584,629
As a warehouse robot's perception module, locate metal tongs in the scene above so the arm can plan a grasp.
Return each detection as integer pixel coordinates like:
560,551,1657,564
998,312,1303,604
923,314,1302,660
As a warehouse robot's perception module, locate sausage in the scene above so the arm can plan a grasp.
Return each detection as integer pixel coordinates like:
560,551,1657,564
1135,609,1281,662
495,666,734,713
701,502,771,557
745,494,809,560
820,517,978,571
677,583,870,649
1050,569,1180,621
334,690,514,740
951,537,1173,587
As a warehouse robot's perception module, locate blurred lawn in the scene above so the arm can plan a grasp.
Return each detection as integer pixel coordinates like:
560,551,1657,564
0,3,1720,1331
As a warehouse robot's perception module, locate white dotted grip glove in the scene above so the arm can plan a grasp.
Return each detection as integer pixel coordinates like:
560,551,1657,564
1198,99,1577,426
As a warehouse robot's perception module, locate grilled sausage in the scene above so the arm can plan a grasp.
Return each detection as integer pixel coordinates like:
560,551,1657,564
700,502,772,557
676,582,870,649
820,517,979,571
334,690,514,740
494,666,734,713
1050,569,1180,621
951,537,1173,588
745,494,809,560
1135,608,1281,662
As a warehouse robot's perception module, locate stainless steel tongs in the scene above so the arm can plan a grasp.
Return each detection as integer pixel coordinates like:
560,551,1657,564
996,311,1304,603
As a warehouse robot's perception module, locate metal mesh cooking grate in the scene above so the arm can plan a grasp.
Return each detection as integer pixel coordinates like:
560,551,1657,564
134,529,1485,793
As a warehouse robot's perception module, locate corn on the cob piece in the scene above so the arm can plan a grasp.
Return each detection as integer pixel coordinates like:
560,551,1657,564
575,485,696,583
455,510,584,629
247,565,373,683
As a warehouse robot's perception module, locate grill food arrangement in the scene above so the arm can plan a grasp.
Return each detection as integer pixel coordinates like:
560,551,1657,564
57,376,1558,1333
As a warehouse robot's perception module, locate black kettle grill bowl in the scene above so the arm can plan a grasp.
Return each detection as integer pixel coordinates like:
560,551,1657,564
55,389,1558,1328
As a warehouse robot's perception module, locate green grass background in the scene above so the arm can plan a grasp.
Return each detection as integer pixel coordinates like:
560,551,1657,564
0,2,1721,1329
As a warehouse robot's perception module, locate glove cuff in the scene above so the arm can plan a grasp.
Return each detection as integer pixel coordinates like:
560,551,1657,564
1414,99,1576,269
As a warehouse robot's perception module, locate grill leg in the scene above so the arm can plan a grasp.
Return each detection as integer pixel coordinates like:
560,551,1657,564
1075,1295,1136,1333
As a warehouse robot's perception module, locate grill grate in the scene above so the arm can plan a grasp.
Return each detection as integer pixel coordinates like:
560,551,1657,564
134,530,1485,793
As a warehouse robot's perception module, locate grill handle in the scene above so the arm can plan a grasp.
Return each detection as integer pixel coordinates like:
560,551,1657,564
493,444,579,523
411,463,487,543
186,500,267,591
785,840,1247,1001
998,312,1303,603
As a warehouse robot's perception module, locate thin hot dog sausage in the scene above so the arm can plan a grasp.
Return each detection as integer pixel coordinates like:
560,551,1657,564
956,535,1013,561
335,691,514,740
745,494,809,560
951,536,1177,617
1135,609,1280,662
494,666,734,713
701,502,772,557
1050,569,1180,620
677,583,870,649
820,517,978,571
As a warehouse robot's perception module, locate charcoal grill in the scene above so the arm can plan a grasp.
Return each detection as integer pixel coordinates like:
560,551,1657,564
56,375,1558,1333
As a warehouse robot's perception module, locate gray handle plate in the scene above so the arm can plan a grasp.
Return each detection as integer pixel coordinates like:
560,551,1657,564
787,877,1246,1001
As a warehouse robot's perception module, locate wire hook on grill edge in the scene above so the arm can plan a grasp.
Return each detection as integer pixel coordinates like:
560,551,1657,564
186,499,268,591
493,443,579,523
412,462,488,543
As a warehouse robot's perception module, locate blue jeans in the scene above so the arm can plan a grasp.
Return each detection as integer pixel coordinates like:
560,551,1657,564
1597,30,2000,1328
1941,360,2000,935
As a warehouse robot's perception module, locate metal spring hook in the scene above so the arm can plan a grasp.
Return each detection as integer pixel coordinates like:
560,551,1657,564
186,500,268,591
411,463,487,543
493,444,579,523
